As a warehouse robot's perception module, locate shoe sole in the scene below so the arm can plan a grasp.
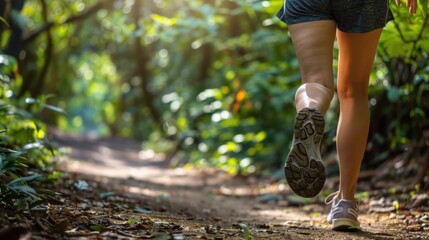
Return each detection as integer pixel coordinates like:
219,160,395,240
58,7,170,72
284,108,326,198
332,219,361,232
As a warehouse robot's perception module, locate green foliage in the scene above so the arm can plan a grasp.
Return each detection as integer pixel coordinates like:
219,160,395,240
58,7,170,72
140,0,300,174
366,0,429,164
0,53,59,209
0,171,42,210
0,16,10,28
11,0,429,176
239,223,252,240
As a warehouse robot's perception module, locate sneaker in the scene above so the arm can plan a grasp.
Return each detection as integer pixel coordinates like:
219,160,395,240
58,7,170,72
284,108,326,198
325,192,361,231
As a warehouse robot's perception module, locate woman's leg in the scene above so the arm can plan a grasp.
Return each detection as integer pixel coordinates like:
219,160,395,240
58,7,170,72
289,21,336,89
289,20,337,114
336,29,383,201
285,21,336,197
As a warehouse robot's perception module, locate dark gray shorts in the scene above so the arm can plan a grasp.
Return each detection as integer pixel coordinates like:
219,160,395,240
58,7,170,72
276,0,394,33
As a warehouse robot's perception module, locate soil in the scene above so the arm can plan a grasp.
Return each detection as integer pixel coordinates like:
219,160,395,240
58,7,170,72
2,131,428,240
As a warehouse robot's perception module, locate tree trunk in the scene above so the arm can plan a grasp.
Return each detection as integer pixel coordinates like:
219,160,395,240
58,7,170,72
30,0,52,98
132,0,164,132
1,0,25,59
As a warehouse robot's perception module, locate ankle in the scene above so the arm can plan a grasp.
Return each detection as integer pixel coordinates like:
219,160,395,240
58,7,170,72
337,191,356,203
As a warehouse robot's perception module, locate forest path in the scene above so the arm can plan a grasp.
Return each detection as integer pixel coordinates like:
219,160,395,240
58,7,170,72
52,131,428,240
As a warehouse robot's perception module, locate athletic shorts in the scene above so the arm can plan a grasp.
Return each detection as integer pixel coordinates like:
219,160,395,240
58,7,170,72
276,0,394,33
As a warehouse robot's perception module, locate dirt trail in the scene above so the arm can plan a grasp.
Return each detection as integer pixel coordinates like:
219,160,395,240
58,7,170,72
53,131,429,240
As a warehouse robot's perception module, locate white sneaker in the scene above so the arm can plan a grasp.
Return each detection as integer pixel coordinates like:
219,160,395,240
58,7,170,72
325,192,361,231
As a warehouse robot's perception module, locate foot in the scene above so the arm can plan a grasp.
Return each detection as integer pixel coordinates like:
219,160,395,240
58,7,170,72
326,195,361,231
284,108,326,198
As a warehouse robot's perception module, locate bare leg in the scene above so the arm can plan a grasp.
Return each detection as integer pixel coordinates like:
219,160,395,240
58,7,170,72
289,21,336,115
285,21,336,197
289,21,336,91
336,29,383,201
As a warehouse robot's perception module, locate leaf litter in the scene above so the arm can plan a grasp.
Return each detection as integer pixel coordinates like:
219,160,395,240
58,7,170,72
1,134,428,240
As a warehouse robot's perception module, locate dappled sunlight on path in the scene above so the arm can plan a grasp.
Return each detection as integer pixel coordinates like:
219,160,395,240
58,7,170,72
53,130,228,188
51,131,429,240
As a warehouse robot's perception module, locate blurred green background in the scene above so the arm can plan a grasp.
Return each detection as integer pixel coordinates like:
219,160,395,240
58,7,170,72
1,0,428,180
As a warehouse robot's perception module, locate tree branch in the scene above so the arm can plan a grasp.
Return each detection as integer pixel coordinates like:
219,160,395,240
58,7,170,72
22,0,112,44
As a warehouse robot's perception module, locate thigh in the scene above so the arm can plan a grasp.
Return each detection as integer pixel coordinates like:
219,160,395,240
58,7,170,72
288,20,337,90
336,29,383,98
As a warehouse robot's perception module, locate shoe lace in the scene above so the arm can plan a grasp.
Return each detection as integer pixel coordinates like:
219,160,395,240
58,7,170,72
324,191,339,204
